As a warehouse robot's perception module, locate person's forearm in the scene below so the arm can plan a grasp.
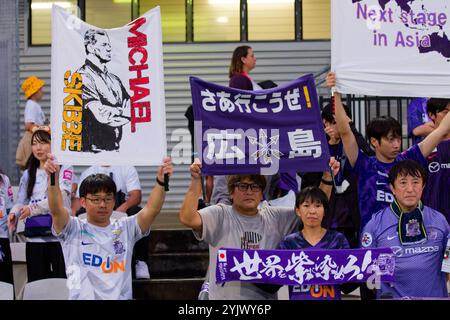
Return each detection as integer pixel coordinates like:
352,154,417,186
319,171,333,200
29,190,70,216
334,93,359,166
334,93,351,137
180,179,202,227
109,116,130,127
117,190,141,212
412,123,434,138
419,112,450,157
136,182,166,233
144,183,165,216
25,123,36,132
48,172,69,233
205,176,214,204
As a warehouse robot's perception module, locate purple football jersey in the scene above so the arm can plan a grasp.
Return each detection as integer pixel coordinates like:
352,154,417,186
278,230,349,300
352,144,427,231
422,139,450,224
407,98,430,145
361,205,450,299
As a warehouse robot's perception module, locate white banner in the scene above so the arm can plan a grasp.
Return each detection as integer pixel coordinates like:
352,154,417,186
332,0,450,98
51,5,167,165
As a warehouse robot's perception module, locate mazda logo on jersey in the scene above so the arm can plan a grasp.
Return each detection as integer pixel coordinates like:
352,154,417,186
82,253,125,273
428,162,440,173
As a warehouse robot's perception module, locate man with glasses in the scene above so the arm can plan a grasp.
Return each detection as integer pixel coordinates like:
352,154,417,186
43,154,172,300
73,165,151,279
179,159,339,300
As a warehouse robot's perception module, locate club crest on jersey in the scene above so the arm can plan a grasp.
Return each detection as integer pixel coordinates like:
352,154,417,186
361,232,372,247
406,219,420,237
113,240,125,255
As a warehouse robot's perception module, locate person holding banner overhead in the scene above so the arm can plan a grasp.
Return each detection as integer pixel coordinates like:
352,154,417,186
73,165,151,279
407,97,434,146
43,154,172,300
180,158,340,300
361,160,450,299
327,72,450,299
8,128,72,282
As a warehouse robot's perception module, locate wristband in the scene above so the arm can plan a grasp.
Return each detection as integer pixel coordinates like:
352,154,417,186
156,177,165,187
321,178,333,185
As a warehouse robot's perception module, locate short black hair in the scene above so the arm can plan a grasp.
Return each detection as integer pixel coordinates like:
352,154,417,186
295,187,330,229
427,98,450,116
321,102,352,123
366,116,402,142
388,160,427,186
79,174,117,198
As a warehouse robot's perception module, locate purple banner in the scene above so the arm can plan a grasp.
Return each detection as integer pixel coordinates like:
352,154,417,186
190,74,330,175
216,248,395,286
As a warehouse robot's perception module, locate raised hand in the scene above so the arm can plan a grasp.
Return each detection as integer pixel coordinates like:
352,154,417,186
157,157,173,182
329,156,340,177
43,153,60,176
326,72,336,88
190,158,202,180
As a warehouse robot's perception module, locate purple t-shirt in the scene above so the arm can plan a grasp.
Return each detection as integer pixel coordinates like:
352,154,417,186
407,98,430,145
278,230,349,300
361,205,450,299
422,139,450,223
353,144,427,230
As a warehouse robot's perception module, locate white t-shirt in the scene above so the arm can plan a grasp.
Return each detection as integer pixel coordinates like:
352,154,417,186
16,166,73,242
77,166,141,199
194,203,299,300
0,174,14,238
53,214,149,300
24,99,45,124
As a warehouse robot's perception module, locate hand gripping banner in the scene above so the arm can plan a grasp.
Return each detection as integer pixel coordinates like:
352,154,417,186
190,74,330,175
51,5,167,165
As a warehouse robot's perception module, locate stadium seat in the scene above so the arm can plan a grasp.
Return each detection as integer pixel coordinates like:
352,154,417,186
22,278,69,300
0,282,14,300
10,242,26,262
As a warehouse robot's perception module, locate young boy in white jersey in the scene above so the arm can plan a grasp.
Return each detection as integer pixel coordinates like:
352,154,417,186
44,154,172,300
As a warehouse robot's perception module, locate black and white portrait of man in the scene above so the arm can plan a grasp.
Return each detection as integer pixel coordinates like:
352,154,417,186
78,29,131,153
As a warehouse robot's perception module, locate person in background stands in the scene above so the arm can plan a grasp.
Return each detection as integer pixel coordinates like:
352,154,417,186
16,76,47,170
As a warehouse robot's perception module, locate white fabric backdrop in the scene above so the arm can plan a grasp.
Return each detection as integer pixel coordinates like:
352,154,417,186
332,0,450,98
51,5,167,165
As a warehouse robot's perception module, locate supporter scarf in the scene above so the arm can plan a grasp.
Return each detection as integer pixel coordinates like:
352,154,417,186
390,200,427,245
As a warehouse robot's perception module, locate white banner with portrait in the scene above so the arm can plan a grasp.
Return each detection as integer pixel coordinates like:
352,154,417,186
51,5,167,165
332,0,450,98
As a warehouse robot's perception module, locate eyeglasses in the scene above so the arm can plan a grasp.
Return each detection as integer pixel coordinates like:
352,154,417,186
234,182,262,192
85,196,115,205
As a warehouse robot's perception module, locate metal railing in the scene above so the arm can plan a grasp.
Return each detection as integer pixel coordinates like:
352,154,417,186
318,94,414,150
